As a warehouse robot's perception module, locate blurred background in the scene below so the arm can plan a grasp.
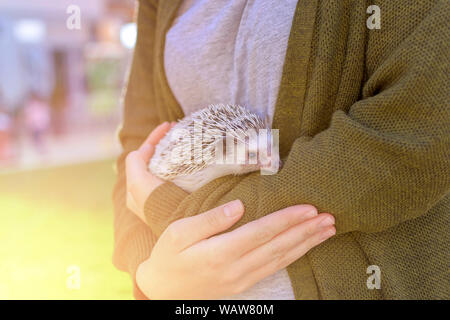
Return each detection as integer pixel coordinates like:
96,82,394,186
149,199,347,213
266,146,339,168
0,0,137,299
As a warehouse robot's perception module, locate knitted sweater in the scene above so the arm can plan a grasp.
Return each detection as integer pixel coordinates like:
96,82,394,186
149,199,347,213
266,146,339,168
113,0,450,299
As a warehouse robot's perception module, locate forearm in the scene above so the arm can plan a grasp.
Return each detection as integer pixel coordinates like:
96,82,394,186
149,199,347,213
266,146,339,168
146,117,448,237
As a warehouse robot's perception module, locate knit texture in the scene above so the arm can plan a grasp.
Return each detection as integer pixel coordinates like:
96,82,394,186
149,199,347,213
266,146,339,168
113,0,450,299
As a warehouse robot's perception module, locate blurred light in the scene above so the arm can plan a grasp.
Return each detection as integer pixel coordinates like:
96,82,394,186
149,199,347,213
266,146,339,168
119,23,136,49
14,19,46,44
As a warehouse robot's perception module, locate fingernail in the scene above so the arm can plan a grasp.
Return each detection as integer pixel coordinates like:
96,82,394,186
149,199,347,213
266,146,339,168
320,228,336,241
224,200,243,217
304,209,318,219
318,216,335,228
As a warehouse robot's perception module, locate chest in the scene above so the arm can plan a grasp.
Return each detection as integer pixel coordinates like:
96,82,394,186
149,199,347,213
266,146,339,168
164,0,299,124
154,0,367,156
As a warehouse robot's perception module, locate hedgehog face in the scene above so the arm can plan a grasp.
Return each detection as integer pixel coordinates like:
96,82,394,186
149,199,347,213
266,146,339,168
214,129,280,176
245,129,280,175
149,104,280,188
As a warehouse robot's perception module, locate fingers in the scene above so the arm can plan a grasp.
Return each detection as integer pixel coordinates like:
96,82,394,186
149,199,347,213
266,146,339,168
138,121,172,161
125,149,163,220
143,121,171,147
128,121,171,176
125,121,172,220
127,122,171,192
139,143,155,161
235,213,335,275
211,205,318,258
147,121,170,145
162,200,245,252
126,150,151,181
244,226,335,292
232,216,335,292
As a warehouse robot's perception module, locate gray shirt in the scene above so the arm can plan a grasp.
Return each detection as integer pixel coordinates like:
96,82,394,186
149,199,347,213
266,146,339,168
164,0,298,300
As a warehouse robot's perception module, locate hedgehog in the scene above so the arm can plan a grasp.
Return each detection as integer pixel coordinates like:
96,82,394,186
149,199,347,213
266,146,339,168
149,104,280,192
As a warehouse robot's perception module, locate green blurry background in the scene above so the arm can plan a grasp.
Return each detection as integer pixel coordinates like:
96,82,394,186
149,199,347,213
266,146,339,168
0,159,133,299
0,0,138,299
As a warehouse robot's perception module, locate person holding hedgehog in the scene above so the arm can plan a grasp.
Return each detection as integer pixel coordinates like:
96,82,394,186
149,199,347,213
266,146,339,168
114,0,449,300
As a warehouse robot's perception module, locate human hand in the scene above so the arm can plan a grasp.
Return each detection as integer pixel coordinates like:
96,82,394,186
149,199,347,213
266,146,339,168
136,201,335,299
125,122,174,221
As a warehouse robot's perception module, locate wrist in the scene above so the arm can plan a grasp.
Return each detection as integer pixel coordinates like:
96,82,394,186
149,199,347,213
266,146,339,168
143,182,190,234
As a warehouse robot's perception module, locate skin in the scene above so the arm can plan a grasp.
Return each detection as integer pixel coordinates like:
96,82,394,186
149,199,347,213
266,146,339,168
126,122,336,299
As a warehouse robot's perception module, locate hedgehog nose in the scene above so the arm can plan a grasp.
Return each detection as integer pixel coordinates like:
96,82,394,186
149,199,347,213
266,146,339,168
260,155,281,175
259,157,272,169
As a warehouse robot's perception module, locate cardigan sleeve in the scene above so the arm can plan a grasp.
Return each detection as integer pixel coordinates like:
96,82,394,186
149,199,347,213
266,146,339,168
144,1,450,237
112,0,160,299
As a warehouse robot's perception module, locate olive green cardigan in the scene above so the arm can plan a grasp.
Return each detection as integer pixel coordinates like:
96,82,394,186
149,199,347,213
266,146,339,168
113,0,450,299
